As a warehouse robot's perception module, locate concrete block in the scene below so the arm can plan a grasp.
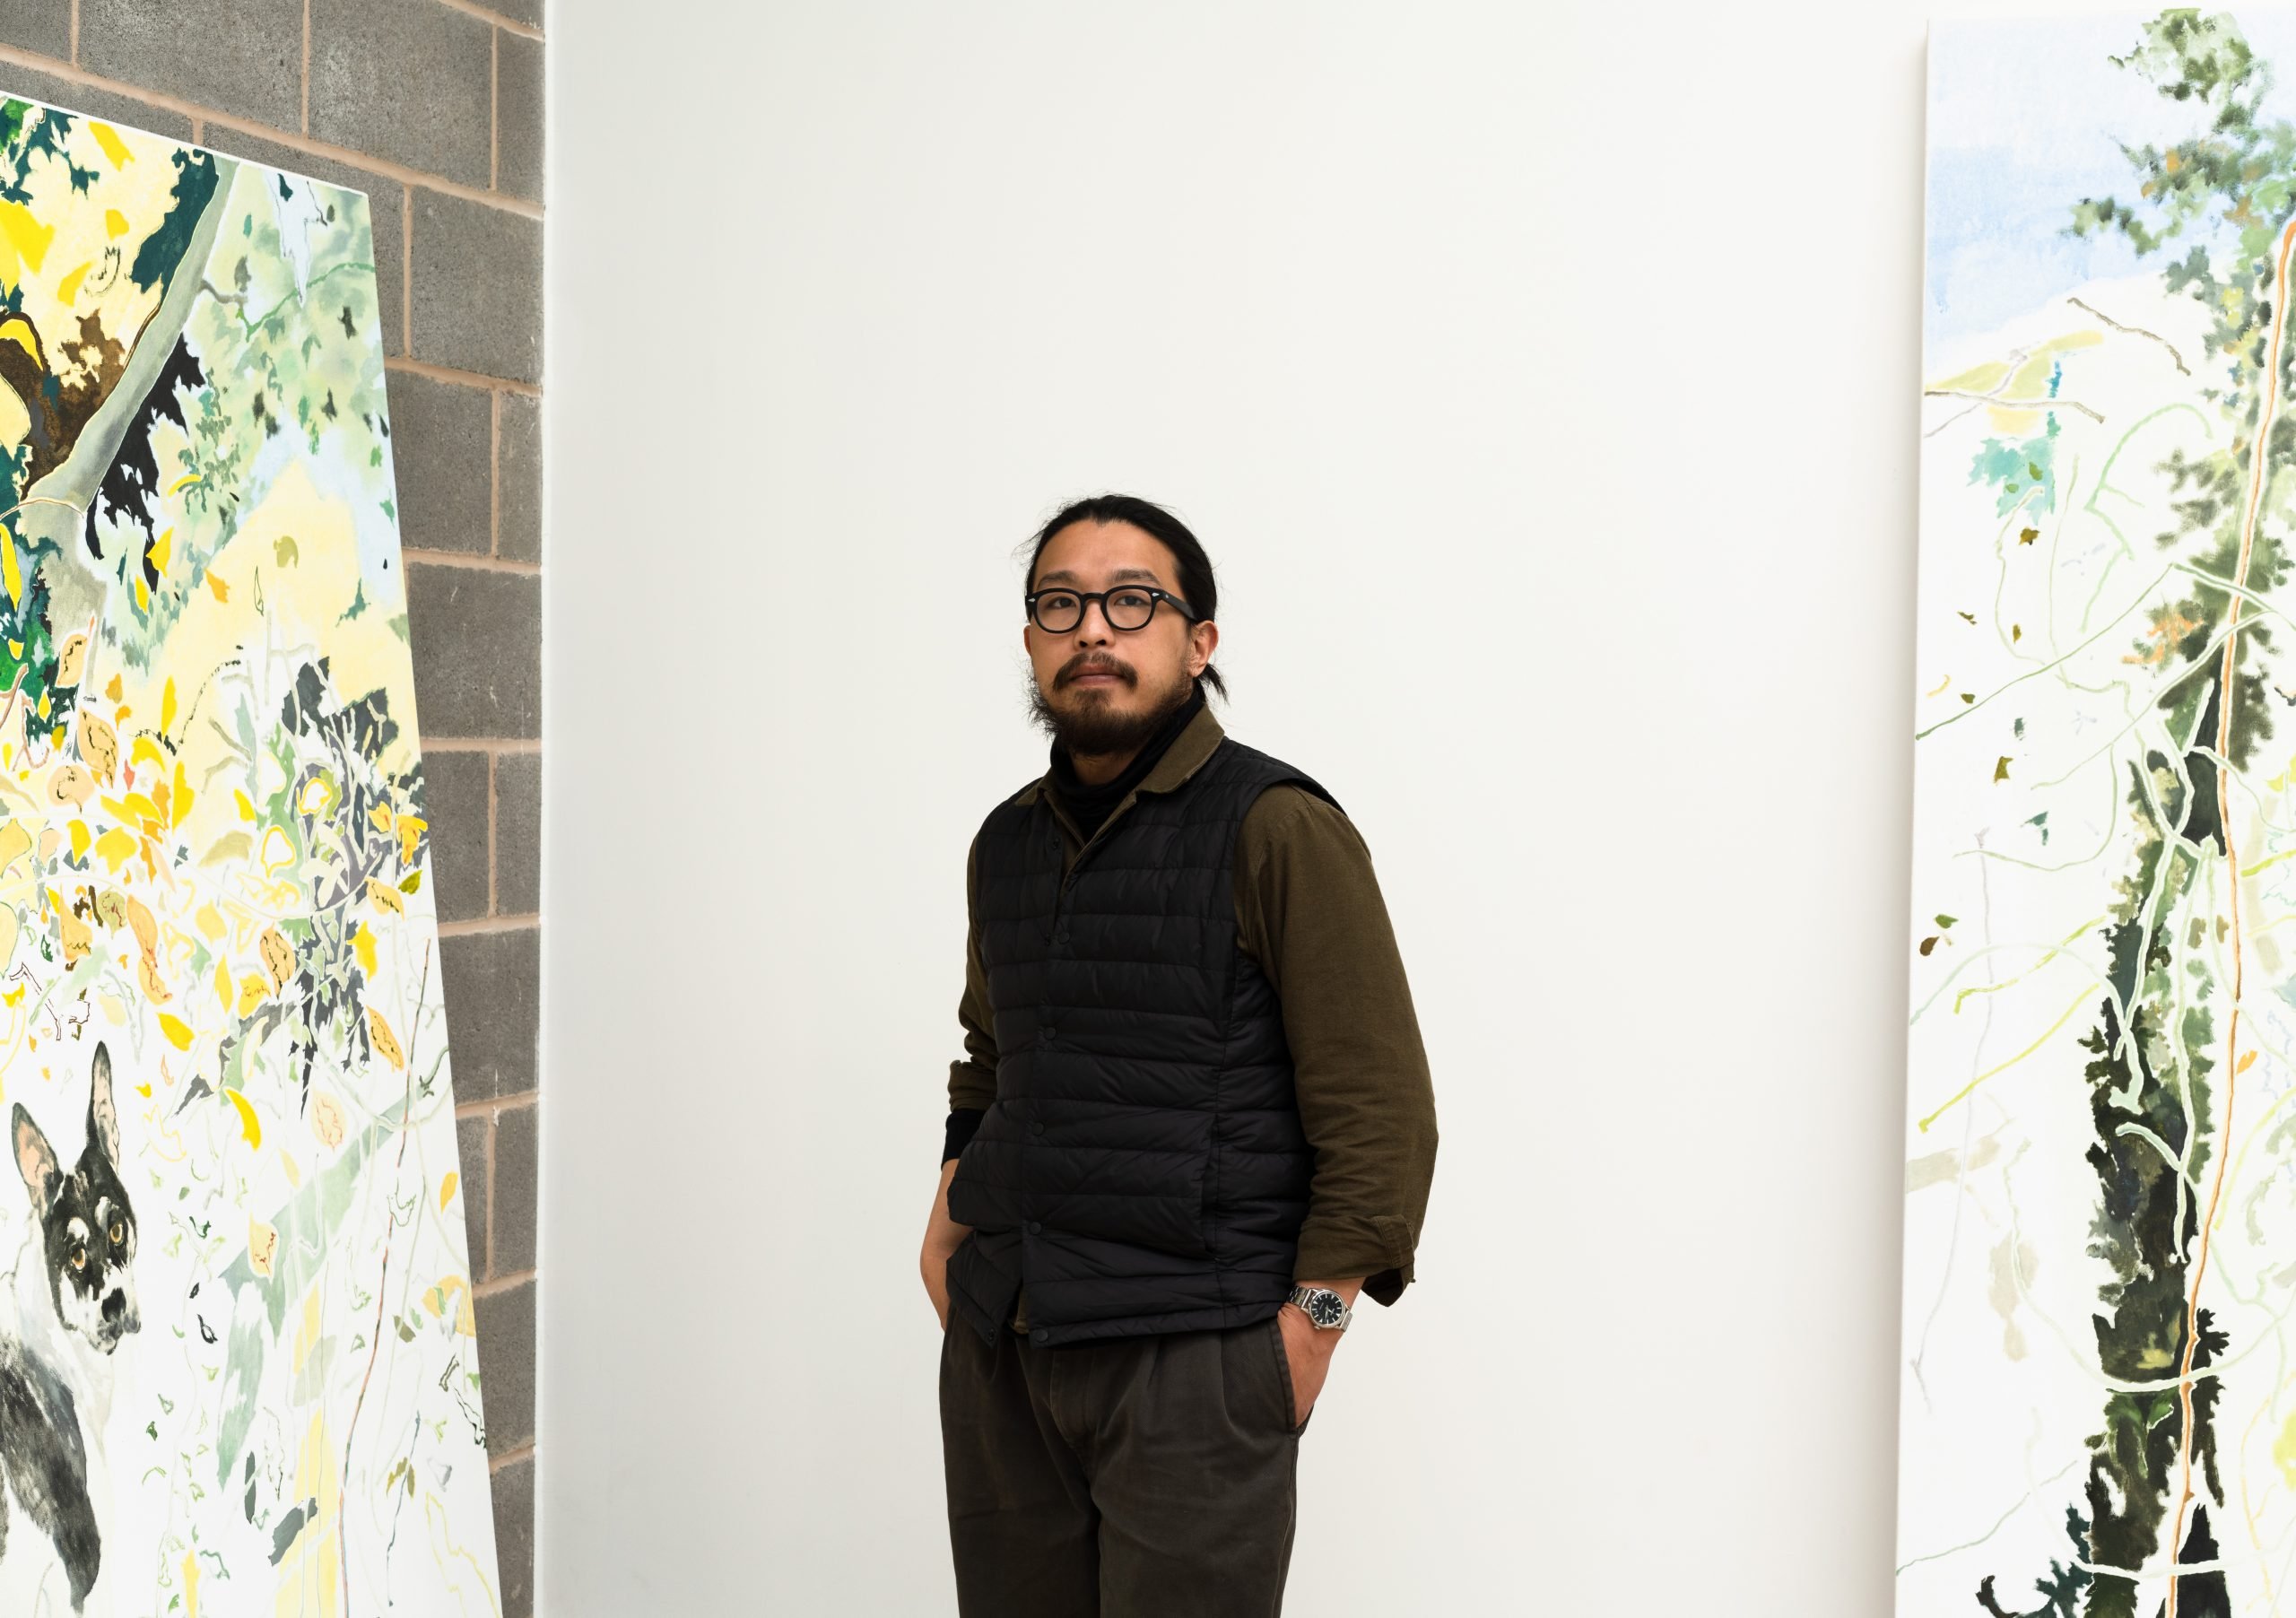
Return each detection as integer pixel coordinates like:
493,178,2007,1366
496,390,539,562
491,1100,536,1275
309,0,490,187
79,0,302,132
407,563,539,737
421,746,490,924
387,370,491,555
494,751,538,916
410,189,539,384
439,926,538,1102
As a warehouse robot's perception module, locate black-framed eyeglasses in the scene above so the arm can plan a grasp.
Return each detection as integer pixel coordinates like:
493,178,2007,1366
1025,584,1198,634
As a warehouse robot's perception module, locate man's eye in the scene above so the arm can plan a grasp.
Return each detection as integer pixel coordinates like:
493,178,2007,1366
108,1220,124,1245
1114,591,1151,609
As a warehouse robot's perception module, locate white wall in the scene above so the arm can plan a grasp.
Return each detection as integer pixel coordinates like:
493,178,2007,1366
544,2,1962,1611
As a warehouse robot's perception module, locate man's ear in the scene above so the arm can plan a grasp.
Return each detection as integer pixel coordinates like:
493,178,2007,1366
13,1105,57,1211
87,1041,119,1167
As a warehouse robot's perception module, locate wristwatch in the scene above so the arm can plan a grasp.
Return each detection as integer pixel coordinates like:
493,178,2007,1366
1285,1284,1352,1331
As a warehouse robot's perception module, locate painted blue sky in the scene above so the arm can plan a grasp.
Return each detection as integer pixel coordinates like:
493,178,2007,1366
1927,8,2296,356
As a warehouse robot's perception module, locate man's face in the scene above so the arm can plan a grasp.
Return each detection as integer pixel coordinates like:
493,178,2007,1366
1022,518,1217,760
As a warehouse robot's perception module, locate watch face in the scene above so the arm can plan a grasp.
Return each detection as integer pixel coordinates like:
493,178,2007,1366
1307,1291,1344,1327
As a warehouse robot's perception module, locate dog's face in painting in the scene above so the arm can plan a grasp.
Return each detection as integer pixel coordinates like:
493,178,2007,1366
13,1041,140,1354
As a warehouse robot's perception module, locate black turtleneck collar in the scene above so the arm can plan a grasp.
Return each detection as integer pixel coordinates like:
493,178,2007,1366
1047,681,1205,841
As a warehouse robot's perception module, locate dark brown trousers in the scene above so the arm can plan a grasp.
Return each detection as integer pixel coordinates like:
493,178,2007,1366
939,1310,1311,1616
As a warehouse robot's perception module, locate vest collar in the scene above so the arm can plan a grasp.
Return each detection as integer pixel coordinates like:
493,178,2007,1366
1013,699,1226,828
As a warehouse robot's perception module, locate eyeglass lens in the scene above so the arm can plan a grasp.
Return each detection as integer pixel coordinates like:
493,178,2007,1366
1034,589,1157,632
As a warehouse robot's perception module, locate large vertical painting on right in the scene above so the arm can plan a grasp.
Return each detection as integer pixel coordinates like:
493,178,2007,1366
1906,10,2296,1615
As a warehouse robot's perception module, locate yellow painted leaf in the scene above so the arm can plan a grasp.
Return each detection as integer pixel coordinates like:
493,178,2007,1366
370,804,394,834
248,1218,278,1277
234,788,255,822
2239,1049,2259,1074
130,735,164,772
222,1087,261,1149
258,926,294,989
103,208,126,239
98,993,124,1025
439,1170,459,1212
204,570,229,603
54,632,85,688
124,895,156,955
310,1092,344,1150
133,575,146,613
297,776,334,816
78,713,116,783
367,879,404,917
396,813,427,865
213,956,231,1008
54,259,89,304
57,909,89,965
195,902,224,941
258,825,296,874
279,1148,300,1188
157,1013,192,1051
0,524,22,610
48,766,91,808
91,827,135,873
182,1549,199,1618
352,923,377,976
236,972,268,1016
85,121,131,169
368,1007,404,1070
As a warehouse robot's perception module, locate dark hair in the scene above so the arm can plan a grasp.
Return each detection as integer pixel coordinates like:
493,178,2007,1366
1018,493,1228,702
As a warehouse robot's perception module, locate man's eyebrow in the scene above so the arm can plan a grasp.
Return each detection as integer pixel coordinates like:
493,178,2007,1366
1035,567,1166,587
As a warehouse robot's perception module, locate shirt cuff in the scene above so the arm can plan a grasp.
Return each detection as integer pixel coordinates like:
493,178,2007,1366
942,1107,986,1165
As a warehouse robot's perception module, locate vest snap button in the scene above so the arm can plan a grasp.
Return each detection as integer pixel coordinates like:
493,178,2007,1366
1026,1220,1041,1234
1031,1328,1048,1343
1029,1120,1045,1135
1041,1026,1057,1043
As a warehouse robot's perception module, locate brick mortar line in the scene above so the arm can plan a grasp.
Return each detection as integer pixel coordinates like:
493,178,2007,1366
436,0,544,44
488,1442,535,1474
386,356,540,398
0,48,545,219
457,1089,539,1119
474,1267,533,1299
422,738,543,753
438,913,540,936
403,547,540,576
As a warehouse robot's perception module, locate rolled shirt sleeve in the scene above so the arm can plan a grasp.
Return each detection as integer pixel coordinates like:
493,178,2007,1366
945,830,996,1162
1235,786,1439,1306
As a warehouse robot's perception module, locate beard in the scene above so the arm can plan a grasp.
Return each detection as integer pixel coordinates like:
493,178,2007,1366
1025,660,1196,760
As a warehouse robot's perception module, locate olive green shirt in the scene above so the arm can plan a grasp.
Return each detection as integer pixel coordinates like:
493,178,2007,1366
945,700,1439,1333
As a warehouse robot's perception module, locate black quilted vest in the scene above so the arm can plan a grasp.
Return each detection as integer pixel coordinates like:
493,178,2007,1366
944,735,1341,1348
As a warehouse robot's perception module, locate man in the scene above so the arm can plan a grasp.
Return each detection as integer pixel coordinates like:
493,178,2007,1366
921,493,1438,1616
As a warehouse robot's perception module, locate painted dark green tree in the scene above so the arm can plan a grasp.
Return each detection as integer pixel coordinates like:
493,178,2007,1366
1975,12,2296,1617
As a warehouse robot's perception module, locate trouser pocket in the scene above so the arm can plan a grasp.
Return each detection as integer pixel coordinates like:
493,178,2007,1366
1265,1315,1311,1436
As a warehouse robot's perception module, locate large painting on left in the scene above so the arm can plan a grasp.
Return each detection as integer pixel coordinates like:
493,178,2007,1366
0,93,501,1615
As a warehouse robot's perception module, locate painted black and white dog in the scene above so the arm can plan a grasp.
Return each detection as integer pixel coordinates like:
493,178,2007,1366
0,1041,140,1614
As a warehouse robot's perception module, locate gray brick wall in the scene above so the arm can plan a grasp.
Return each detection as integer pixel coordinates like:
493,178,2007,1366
0,8,543,1612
